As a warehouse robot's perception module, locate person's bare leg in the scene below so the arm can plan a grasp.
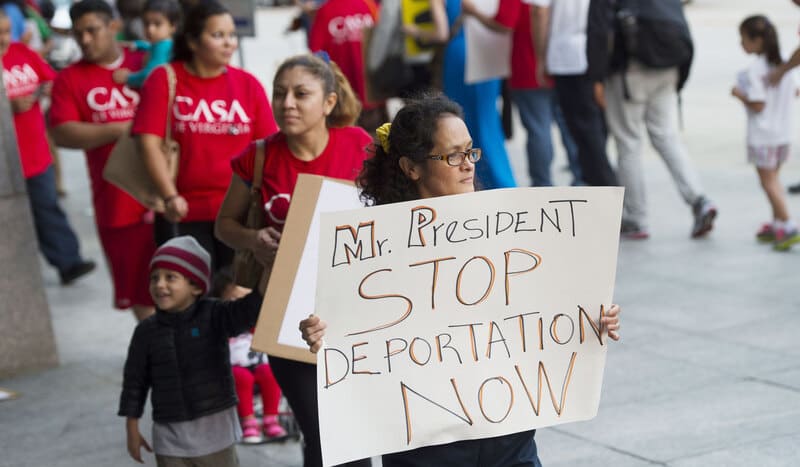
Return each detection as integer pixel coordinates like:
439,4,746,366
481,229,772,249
757,167,790,222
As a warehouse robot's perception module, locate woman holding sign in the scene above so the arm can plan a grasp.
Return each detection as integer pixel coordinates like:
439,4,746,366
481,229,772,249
215,53,373,467
300,94,621,466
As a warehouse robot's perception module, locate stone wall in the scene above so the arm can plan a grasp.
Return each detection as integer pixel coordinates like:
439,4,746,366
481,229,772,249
0,77,58,378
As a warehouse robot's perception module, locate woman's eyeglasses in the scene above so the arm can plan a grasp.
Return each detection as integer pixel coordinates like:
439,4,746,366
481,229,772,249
426,148,482,166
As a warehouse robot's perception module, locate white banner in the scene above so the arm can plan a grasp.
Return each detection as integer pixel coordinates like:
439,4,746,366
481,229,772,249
316,187,623,465
464,0,511,83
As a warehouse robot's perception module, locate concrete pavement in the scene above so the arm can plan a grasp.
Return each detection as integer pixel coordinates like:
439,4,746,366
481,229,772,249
2,1,800,466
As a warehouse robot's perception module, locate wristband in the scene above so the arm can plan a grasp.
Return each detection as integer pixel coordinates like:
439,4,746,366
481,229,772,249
164,194,179,204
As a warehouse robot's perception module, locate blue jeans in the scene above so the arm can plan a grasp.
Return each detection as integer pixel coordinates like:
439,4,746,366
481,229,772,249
554,74,619,186
26,165,84,273
553,96,583,185
512,88,581,186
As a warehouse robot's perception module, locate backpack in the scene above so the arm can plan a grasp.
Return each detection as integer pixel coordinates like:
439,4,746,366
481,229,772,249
613,0,694,90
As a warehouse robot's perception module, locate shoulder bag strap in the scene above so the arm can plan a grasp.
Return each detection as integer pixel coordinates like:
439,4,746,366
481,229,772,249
164,63,177,141
251,139,266,193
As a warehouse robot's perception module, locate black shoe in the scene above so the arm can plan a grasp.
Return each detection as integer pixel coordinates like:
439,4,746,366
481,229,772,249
691,197,717,238
620,219,650,240
59,260,96,286
788,182,800,194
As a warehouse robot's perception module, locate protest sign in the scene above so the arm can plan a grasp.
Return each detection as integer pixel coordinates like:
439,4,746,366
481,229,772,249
252,175,363,363
316,187,623,465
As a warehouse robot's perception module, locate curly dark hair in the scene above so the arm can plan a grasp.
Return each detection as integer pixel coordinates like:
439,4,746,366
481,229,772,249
357,93,463,206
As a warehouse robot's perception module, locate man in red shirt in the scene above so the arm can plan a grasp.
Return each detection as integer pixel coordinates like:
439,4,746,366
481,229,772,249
1,9,95,285
49,0,155,320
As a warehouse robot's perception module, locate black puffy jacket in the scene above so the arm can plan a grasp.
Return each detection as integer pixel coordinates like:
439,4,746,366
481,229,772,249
118,291,263,423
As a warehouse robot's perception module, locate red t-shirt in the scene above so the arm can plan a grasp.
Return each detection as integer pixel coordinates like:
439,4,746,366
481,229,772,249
231,126,372,231
49,49,147,228
309,0,377,108
2,43,55,178
494,0,551,90
132,62,278,223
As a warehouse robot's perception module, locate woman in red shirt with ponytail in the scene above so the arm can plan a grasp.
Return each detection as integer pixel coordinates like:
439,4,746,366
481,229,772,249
215,53,373,467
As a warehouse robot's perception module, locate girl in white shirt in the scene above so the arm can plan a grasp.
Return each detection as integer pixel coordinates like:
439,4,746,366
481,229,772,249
732,15,799,251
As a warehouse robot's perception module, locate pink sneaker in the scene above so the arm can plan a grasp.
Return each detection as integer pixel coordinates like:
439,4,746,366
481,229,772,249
756,223,776,243
241,418,262,444
263,415,287,439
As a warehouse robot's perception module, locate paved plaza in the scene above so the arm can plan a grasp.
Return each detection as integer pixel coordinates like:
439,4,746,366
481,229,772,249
1,1,799,466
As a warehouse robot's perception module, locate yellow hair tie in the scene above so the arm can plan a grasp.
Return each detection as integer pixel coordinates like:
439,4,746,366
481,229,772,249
376,122,392,153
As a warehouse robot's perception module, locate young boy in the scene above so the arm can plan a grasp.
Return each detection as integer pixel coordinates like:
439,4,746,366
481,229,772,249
118,236,263,465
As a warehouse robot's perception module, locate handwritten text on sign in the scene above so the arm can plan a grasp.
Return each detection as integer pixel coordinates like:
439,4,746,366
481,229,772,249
316,187,623,466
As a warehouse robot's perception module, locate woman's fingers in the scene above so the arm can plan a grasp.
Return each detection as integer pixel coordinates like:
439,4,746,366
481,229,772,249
300,314,320,329
257,228,281,250
254,230,279,267
266,227,282,241
300,315,327,352
599,304,621,341
164,196,188,223
305,331,326,353
301,322,327,340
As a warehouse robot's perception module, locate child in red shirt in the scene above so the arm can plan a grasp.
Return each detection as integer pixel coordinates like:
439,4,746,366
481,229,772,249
1,13,95,285
216,53,372,467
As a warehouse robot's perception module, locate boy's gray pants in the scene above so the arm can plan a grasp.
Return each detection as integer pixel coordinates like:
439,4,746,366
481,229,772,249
156,445,238,467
